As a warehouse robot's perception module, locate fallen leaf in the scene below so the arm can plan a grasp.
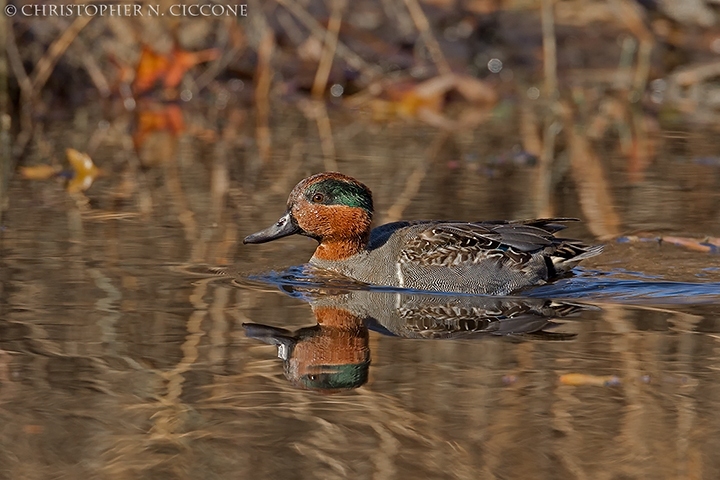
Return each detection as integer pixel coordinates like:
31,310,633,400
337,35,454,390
560,373,621,387
133,46,170,95
66,148,100,193
19,164,60,180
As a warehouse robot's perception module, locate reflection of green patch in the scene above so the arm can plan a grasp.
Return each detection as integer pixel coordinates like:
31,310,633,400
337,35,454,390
305,179,373,213
298,361,370,391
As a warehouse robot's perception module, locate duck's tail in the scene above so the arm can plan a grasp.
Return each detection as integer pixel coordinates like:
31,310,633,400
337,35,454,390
549,242,604,275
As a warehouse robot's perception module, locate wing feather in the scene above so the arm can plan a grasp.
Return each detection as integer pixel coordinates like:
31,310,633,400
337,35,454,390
399,218,596,269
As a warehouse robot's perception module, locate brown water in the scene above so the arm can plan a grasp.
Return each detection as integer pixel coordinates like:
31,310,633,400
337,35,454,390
1,104,720,479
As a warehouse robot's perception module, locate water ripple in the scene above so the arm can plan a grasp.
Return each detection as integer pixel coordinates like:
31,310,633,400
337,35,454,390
241,265,720,305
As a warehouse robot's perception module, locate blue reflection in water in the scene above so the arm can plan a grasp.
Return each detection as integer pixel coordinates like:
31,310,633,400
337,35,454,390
245,265,720,305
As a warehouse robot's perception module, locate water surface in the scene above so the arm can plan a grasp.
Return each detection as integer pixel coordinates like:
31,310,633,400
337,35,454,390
1,107,720,479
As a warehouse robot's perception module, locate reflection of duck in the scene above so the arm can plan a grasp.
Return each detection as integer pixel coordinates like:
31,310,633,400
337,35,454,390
244,172,602,295
244,288,593,393
245,306,370,393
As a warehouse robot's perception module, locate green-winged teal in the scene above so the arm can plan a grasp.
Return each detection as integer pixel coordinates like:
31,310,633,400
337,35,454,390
244,172,603,295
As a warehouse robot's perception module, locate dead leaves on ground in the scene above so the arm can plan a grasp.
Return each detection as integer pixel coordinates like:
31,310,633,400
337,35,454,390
133,45,219,95
110,44,219,101
348,73,497,129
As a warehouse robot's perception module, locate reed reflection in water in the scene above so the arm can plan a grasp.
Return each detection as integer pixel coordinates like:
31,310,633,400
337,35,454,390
1,102,719,478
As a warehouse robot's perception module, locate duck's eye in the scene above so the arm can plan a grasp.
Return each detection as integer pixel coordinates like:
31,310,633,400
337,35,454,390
312,193,325,203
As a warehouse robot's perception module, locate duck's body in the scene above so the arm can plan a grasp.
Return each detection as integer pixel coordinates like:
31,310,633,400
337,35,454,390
310,219,601,295
244,172,603,295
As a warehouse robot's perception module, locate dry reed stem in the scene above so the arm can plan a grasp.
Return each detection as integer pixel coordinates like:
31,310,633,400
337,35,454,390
149,279,207,440
210,140,229,225
608,0,654,98
162,142,203,261
381,0,414,37
213,112,244,264
552,383,591,480
5,21,33,137
604,305,654,477
627,108,652,182
632,38,653,99
255,31,274,165
120,130,154,217
311,0,345,99
195,20,247,91
297,99,338,171
31,16,93,94
0,2,9,218
403,0,452,76
672,61,720,87
535,0,560,218
606,0,654,43
540,0,558,98
519,101,543,159
276,7,306,45
383,131,448,223
5,27,33,99
275,0,382,81
562,103,622,240
533,114,560,218
268,141,305,196
44,17,111,97
315,103,338,171
672,311,700,480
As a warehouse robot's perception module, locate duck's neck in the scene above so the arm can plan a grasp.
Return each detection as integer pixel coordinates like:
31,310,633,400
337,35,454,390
314,235,368,261
310,206,372,261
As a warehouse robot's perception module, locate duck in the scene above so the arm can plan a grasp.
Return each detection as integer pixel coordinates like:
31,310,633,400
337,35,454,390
243,172,603,295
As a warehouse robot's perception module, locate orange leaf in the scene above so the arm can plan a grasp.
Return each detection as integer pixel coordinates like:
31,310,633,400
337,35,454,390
133,46,170,95
164,48,219,89
133,45,219,94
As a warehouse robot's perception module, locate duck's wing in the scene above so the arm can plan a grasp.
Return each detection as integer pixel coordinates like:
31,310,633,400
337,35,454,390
399,218,602,272
478,217,577,234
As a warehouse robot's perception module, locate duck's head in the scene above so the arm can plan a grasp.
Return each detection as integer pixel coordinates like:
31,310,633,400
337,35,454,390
243,172,374,260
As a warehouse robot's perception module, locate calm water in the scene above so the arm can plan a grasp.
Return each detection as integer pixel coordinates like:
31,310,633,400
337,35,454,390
1,105,720,479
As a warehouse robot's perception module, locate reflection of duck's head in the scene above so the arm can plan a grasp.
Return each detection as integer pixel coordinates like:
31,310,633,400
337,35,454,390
243,307,370,393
